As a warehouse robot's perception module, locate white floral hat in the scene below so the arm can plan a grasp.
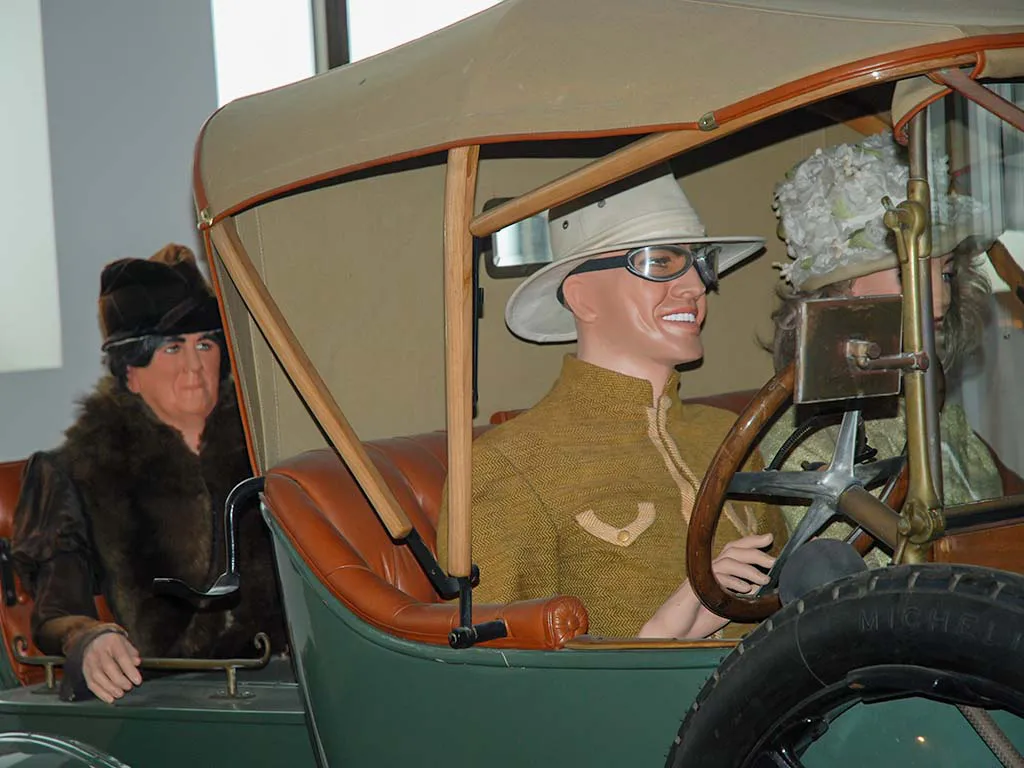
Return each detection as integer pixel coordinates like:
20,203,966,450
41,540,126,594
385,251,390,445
506,169,765,343
774,132,994,291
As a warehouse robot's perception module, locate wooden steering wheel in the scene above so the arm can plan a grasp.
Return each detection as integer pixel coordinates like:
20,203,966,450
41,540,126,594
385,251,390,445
685,364,909,623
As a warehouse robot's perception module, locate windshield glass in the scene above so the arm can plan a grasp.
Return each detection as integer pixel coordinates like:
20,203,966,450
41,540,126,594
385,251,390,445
926,83,1024,503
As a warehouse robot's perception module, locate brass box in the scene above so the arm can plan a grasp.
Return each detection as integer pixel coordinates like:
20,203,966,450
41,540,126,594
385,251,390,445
795,296,903,404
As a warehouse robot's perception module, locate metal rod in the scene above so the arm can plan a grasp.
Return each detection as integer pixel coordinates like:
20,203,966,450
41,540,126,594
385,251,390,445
883,114,945,561
837,486,902,550
887,186,937,522
13,633,271,696
943,494,1024,534
908,115,944,505
932,68,1024,134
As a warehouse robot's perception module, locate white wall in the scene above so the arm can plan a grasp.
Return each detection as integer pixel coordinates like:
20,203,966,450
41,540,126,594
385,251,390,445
0,1,60,374
0,0,218,461
347,0,501,61
210,0,314,106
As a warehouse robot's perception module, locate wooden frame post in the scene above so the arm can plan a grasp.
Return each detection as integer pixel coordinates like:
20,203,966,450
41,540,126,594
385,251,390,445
443,145,481,579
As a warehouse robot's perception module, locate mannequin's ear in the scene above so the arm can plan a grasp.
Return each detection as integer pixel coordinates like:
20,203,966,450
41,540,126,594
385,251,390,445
561,274,600,324
126,366,141,394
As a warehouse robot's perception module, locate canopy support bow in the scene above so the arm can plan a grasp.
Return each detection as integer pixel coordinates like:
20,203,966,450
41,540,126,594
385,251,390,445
444,144,508,649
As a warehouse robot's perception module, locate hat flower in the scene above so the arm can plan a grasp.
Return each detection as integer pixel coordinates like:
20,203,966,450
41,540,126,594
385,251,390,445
773,133,911,289
773,132,994,291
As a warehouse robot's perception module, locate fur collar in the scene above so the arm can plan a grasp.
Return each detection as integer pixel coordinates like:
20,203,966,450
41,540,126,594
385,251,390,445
58,376,259,656
63,376,247,483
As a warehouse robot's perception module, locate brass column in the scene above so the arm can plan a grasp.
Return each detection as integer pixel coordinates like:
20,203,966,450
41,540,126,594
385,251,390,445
883,113,945,562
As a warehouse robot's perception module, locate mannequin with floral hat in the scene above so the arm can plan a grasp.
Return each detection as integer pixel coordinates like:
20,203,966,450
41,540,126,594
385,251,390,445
12,244,286,703
437,167,788,640
760,132,1021,561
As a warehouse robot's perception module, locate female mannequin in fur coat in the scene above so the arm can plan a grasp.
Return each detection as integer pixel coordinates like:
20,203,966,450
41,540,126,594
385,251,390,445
13,245,285,703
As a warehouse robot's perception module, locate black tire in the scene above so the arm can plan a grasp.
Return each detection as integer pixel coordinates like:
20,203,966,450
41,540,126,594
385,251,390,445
667,564,1024,767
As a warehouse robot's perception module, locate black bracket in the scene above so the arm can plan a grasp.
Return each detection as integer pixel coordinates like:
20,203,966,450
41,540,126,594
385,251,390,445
402,528,470,600
151,476,263,602
472,234,486,420
448,576,508,649
0,539,17,606
399,527,507,648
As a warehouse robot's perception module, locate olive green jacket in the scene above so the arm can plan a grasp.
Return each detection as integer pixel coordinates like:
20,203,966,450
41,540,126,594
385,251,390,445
438,356,787,638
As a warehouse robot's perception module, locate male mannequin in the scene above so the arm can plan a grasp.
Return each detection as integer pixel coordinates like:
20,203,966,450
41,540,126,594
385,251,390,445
438,169,788,638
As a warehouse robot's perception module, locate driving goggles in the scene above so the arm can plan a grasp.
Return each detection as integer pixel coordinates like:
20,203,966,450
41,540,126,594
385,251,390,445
556,244,720,306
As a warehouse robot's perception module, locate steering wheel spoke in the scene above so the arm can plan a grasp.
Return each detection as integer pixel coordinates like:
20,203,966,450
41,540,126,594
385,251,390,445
728,470,831,498
755,499,835,596
853,456,906,488
830,409,861,475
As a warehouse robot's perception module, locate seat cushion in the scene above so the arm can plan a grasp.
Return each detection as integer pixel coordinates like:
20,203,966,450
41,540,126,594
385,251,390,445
265,440,589,650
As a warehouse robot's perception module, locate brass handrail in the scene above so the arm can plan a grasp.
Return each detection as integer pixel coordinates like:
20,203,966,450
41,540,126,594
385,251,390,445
12,632,271,698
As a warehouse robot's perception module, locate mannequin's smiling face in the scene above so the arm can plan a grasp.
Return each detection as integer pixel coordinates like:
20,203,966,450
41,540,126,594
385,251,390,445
563,251,708,373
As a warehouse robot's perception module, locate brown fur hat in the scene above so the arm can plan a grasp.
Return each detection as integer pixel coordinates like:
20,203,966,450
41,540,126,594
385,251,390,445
99,244,222,350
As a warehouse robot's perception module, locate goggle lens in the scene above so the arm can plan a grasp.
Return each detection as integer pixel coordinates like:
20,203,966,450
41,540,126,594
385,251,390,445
627,244,720,289
555,243,722,307
627,246,693,280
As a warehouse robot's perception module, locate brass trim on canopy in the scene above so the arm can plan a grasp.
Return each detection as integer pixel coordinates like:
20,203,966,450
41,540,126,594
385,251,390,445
469,52,980,238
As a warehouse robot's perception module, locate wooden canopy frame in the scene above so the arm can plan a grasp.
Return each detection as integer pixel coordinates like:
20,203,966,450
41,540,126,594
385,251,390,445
194,25,1024,584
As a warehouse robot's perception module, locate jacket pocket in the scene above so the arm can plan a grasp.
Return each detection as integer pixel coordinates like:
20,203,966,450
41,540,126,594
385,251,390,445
574,502,656,547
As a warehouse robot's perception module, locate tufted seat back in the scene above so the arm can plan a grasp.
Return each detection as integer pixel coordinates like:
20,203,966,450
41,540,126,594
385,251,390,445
265,431,589,649
0,460,117,686
0,460,43,684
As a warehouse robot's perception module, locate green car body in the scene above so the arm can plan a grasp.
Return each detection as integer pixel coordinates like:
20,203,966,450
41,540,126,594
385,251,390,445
0,511,1020,767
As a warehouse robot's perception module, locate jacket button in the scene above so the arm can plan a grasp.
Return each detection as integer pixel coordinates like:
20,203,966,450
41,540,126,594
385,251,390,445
617,530,631,544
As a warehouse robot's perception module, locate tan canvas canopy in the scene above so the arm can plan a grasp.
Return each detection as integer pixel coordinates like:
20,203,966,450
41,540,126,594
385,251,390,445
195,0,1024,221
193,0,1024,579
194,0,1024,463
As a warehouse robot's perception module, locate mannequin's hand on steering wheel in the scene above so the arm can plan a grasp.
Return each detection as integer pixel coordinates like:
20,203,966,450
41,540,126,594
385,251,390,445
641,533,778,640
712,533,775,595
685,533,778,638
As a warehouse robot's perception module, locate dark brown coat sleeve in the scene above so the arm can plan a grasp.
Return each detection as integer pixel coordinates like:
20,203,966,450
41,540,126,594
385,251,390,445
12,452,101,655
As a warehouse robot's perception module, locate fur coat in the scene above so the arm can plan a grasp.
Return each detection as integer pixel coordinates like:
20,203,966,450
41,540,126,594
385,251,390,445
14,377,286,658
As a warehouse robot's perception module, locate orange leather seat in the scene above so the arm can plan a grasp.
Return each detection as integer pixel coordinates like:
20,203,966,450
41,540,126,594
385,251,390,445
265,433,589,650
264,390,760,651
0,459,44,684
0,459,114,686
